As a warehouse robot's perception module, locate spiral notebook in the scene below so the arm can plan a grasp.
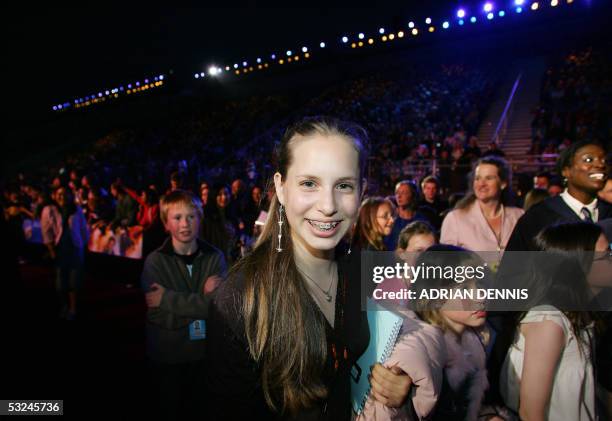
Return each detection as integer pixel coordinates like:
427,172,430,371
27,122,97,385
350,301,404,414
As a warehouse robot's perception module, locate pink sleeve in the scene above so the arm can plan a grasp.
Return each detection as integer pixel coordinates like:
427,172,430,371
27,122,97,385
440,211,459,246
357,328,444,421
385,333,442,419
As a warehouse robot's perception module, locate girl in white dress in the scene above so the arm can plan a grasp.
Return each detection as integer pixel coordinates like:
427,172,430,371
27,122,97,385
501,222,607,421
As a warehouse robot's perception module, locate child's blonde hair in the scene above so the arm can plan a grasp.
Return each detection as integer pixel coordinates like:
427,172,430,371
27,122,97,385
159,189,203,225
414,244,489,332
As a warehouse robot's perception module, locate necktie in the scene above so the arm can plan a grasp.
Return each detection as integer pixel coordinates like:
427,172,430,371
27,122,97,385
581,207,594,223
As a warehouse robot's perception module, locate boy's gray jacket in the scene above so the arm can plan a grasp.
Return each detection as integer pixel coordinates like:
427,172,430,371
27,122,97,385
141,237,227,363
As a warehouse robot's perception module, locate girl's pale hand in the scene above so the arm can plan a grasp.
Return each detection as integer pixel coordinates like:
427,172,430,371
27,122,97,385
369,363,412,408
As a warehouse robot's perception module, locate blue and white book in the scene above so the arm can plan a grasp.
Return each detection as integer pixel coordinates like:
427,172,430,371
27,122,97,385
350,300,404,414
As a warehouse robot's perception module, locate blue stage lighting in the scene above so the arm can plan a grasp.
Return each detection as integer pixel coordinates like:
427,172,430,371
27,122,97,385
319,42,326,48
242,61,247,67
271,54,276,59
459,19,465,25
457,9,466,18
516,6,523,12
144,79,149,83
442,21,450,28
342,36,348,43
483,2,493,12
53,106,57,110
58,105,63,109
159,75,164,80
471,16,477,22
499,10,505,16
257,57,262,63
286,50,292,56
487,12,494,19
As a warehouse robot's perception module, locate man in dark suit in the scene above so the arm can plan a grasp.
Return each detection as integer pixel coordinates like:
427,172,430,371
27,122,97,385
506,140,610,251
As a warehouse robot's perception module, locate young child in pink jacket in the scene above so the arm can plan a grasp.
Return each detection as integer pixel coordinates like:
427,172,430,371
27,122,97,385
359,245,511,421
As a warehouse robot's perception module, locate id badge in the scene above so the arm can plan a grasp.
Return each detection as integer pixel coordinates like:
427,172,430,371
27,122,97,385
189,320,206,340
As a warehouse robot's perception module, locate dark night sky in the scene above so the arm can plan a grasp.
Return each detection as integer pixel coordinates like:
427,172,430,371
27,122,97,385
6,3,459,118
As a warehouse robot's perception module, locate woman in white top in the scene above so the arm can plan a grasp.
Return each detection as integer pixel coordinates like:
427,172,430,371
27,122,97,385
441,156,523,260
501,222,606,420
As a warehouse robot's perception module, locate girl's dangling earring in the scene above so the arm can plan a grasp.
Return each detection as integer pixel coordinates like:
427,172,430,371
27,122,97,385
276,205,284,252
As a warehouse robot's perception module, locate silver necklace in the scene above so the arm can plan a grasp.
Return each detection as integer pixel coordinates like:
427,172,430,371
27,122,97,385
297,263,336,302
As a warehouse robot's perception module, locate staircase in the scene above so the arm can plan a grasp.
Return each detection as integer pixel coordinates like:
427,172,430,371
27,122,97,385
477,57,548,171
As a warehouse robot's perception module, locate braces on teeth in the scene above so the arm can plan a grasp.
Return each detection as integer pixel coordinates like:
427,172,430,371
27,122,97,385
310,220,339,231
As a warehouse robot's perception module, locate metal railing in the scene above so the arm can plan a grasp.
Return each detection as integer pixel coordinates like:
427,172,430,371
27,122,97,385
492,73,522,146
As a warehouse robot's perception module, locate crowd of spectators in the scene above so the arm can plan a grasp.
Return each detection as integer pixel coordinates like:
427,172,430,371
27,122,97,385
5,49,608,267
530,47,611,158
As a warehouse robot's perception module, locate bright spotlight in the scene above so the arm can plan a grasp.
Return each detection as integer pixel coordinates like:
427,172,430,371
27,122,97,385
256,58,262,63
319,42,326,48
408,21,415,28
208,66,219,76
301,46,308,52
358,33,364,39
459,19,465,25
200,72,205,77
411,28,418,35
271,54,276,59
286,50,292,56
483,2,493,12
487,12,494,19
342,36,348,43
499,10,506,16
425,17,432,24
531,2,539,9
457,9,466,18
233,63,238,69
470,16,477,22
514,0,524,4
516,6,523,12
242,61,247,67
379,27,385,34
550,0,558,6
442,21,450,28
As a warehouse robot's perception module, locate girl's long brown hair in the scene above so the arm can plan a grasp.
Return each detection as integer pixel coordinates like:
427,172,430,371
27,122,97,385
354,196,394,251
229,116,369,414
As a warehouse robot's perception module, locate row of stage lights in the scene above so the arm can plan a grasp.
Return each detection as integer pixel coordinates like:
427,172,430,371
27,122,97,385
194,0,575,80
52,75,165,111
52,0,576,111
